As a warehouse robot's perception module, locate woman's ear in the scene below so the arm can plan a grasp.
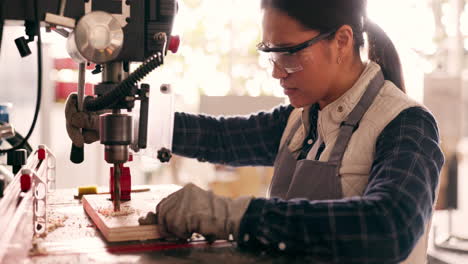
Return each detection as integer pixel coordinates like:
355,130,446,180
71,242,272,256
334,25,355,63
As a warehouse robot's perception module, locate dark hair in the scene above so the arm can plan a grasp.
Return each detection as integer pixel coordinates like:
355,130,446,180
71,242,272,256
261,0,406,93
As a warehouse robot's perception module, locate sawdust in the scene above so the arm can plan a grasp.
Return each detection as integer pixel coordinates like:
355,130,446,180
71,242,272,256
97,205,137,217
29,239,47,256
35,213,69,238
47,214,69,234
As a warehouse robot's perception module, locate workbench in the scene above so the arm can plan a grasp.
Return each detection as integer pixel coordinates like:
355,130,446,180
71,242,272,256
26,188,327,264
27,188,468,263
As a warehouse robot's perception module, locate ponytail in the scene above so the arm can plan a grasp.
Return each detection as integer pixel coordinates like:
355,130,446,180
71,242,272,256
366,19,406,93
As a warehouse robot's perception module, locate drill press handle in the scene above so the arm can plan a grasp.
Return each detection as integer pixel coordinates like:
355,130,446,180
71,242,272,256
70,144,84,163
70,63,86,164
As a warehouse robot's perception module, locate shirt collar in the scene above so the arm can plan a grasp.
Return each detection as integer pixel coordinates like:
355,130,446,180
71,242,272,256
298,61,383,139
320,61,382,128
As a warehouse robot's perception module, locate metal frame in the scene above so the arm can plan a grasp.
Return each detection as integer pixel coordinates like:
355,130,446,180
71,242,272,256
0,145,56,263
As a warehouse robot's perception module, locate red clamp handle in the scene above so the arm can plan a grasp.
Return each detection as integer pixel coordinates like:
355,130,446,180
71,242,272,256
20,173,31,192
38,148,46,160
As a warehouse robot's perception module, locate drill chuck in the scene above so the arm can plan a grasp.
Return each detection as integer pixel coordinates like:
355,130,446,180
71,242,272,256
100,113,132,164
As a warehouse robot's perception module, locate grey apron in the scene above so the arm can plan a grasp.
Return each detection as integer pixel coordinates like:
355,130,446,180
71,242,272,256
269,71,385,200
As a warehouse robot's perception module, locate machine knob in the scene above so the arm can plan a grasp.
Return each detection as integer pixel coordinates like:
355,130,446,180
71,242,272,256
157,148,172,163
7,149,27,175
168,35,180,54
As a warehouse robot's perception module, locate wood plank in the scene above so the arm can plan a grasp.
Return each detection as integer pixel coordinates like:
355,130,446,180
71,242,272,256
82,184,181,242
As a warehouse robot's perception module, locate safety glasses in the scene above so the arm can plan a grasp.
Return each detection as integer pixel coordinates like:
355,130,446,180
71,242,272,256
257,30,336,74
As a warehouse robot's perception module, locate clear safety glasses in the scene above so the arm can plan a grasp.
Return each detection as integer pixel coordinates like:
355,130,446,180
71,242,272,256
257,30,336,74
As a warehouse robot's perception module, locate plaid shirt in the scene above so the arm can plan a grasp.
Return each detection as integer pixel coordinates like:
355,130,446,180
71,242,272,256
172,105,444,263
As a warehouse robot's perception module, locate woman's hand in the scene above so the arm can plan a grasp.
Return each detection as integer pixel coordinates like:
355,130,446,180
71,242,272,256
139,183,252,241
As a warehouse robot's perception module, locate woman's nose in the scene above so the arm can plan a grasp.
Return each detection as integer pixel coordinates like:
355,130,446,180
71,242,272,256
271,62,288,79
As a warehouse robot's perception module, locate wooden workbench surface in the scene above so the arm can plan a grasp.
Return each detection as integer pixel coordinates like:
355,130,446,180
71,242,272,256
27,187,325,264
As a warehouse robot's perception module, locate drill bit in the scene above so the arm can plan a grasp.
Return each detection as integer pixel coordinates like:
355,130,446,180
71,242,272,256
113,163,121,211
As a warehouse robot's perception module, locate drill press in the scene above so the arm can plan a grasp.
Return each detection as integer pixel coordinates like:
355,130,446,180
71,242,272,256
1,0,179,211
87,39,175,210
58,2,177,211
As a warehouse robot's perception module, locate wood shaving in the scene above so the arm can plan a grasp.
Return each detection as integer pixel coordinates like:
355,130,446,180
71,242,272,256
97,205,136,217
36,214,69,238
47,214,69,233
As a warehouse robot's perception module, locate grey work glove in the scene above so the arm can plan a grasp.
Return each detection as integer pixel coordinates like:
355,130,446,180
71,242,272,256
139,183,252,241
138,211,157,225
65,93,102,147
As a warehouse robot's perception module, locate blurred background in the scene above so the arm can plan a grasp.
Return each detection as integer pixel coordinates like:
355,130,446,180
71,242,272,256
0,0,468,254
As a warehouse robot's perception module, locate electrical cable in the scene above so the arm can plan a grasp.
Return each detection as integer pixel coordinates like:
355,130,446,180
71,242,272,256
0,0,42,154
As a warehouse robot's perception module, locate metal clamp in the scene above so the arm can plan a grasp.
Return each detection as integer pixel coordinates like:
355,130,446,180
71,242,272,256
0,145,56,262
45,0,75,29
20,169,47,236
22,145,56,236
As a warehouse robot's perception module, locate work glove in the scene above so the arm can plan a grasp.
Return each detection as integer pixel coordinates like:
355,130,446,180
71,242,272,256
65,93,102,147
138,183,252,241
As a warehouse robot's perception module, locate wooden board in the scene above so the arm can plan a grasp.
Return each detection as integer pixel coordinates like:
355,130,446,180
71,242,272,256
82,184,181,242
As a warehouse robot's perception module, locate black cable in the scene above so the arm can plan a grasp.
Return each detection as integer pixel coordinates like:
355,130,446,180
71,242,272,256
85,52,164,111
0,0,42,154
0,0,5,54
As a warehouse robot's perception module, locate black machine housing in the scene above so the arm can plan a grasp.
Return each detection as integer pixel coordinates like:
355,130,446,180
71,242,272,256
2,0,177,62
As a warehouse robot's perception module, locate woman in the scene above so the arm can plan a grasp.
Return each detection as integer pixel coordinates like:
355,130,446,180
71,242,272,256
66,0,444,263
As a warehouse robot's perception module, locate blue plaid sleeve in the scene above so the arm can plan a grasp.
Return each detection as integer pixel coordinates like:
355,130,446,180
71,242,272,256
237,107,445,263
172,104,294,166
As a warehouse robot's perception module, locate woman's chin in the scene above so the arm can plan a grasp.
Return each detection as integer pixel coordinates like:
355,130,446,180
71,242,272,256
289,98,307,108
289,97,316,108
